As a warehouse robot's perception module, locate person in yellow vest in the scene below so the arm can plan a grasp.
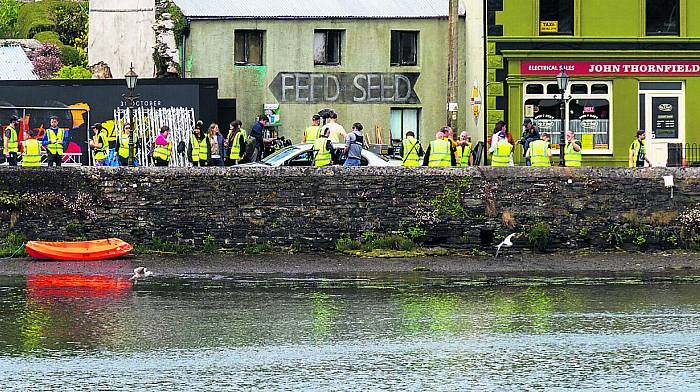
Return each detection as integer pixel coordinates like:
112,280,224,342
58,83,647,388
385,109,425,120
21,129,42,167
423,131,456,167
564,130,582,167
629,130,652,168
312,126,337,167
188,122,210,167
455,131,473,167
400,131,423,167
526,132,553,167
301,114,321,144
226,120,247,165
153,125,172,167
42,116,66,167
4,115,20,166
116,124,138,167
490,132,513,167
89,123,110,166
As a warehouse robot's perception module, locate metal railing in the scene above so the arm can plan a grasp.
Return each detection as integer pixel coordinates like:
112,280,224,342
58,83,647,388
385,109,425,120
668,143,700,167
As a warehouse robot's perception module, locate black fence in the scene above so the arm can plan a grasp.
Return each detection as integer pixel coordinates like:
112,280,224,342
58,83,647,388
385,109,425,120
668,143,700,167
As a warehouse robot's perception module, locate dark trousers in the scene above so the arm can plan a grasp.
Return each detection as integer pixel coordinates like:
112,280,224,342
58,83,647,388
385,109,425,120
47,152,62,167
7,152,17,166
210,158,224,166
155,158,169,167
118,156,128,167
192,160,207,167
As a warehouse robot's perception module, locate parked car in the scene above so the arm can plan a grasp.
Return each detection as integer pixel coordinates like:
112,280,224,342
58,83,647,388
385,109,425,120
240,143,401,167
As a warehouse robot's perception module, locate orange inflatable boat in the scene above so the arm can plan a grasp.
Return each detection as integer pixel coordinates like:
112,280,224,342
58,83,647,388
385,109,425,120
25,238,133,261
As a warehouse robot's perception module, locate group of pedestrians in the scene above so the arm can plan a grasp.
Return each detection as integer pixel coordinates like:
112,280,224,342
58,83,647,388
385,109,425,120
3,115,68,167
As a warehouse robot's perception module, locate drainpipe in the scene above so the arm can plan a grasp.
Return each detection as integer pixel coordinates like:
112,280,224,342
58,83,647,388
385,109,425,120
181,18,190,78
482,0,488,165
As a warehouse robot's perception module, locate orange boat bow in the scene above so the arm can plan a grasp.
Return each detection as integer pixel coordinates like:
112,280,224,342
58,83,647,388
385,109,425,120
26,238,133,261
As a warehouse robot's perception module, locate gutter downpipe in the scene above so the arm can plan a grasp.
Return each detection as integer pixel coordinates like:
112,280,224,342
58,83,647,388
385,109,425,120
482,0,489,165
181,18,190,78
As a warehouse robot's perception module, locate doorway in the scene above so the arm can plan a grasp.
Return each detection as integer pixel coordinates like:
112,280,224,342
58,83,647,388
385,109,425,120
638,82,684,167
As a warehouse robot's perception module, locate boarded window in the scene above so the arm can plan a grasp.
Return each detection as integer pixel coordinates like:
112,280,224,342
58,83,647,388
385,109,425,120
234,30,264,65
391,31,418,66
539,0,574,35
314,30,342,65
646,0,680,36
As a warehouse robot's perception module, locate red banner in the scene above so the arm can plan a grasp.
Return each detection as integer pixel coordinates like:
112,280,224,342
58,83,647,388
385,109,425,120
521,61,700,76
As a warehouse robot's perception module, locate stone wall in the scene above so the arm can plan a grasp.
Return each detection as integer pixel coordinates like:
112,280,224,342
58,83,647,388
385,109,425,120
1,167,699,252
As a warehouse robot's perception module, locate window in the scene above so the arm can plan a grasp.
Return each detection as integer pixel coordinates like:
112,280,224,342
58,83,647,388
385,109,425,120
524,81,612,154
539,0,574,35
391,31,418,66
314,30,342,65
234,30,264,65
390,108,420,141
646,0,680,36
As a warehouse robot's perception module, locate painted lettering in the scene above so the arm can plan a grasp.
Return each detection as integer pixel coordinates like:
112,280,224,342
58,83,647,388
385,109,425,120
281,74,295,102
395,74,412,101
295,73,309,102
325,74,340,101
381,74,394,102
353,74,367,102
367,74,381,102
309,74,324,102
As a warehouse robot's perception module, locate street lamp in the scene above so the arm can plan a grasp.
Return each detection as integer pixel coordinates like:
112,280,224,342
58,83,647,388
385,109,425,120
123,63,139,166
556,67,569,167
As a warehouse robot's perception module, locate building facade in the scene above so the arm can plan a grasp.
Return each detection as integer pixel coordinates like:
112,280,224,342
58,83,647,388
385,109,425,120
489,0,700,166
177,0,485,147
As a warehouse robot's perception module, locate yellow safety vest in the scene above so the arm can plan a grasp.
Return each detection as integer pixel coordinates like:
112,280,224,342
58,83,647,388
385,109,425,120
6,126,18,153
46,128,64,155
428,139,452,167
22,139,41,167
402,137,421,167
118,134,134,159
313,137,332,167
93,131,109,160
565,140,582,167
191,134,207,161
153,140,171,162
629,139,645,167
491,140,512,167
304,125,320,144
229,129,247,160
529,140,551,167
455,143,472,167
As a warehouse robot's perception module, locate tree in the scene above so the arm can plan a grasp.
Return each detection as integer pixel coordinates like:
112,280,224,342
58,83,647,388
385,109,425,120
0,0,21,38
54,65,92,80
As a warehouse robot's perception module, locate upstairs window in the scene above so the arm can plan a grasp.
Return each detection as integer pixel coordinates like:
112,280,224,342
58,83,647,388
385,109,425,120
234,30,264,65
646,0,680,36
539,0,574,35
391,31,418,66
314,30,342,65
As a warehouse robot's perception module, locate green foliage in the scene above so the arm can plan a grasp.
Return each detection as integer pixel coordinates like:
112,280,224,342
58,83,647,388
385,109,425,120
53,2,88,48
0,0,23,38
335,232,418,253
16,0,56,38
54,65,92,80
58,45,83,67
665,234,679,248
335,236,362,252
245,241,272,255
430,178,472,219
578,227,590,239
605,224,625,247
137,237,194,255
202,234,217,253
0,191,30,208
33,30,62,45
527,222,552,252
632,235,647,247
0,230,27,257
163,2,188,48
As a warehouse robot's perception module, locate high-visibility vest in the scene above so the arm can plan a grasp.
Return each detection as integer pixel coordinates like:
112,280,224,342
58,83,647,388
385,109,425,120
565,140,582,167
229,129,247,160
191,134,207,162
46,128,64,155
118,134,133,159
313,137,332,167
428,139,452,167
22,139,41,167
6,126,18,153
529,140,551,167
153,140,171,162
629,139,645,167
402,137,421,167
455,143,472,167
93,131,109,160
491,140,512,167
304,125,320,143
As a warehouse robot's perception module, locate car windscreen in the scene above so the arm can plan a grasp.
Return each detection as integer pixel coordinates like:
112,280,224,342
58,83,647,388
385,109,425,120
262,146,303,165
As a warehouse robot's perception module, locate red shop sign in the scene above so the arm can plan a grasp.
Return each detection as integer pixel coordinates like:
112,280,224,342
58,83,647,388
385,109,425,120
521,61,700,76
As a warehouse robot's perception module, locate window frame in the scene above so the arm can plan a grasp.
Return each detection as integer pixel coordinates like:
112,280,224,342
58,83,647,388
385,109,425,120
645,0,681,36
234,30,264,66
390,30,419,67
314,30,343,66
538,0,575,36
390,107,421,141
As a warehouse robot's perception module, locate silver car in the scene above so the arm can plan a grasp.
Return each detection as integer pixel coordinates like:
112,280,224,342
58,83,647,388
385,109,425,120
241,143,401,167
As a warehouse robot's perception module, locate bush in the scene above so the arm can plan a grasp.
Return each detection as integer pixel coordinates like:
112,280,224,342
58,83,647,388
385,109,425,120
30,43,62,79
16,0,57,38
163,2,188,48
33,30,62,45
0,231,27,258
59,44,83,67
335,232,418,253
54,2,88,48
527,222,552,252
54,65,92,80
0,0,21,38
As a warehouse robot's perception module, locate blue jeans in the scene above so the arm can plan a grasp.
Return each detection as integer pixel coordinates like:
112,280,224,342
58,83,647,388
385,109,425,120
344,158,361,167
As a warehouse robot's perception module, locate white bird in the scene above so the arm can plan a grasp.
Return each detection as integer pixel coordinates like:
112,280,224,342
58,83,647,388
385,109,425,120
130,267,153,281
495,233,518,257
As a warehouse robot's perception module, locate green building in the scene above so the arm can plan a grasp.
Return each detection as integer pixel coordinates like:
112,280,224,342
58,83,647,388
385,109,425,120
488,0,698,166
174,0,484,148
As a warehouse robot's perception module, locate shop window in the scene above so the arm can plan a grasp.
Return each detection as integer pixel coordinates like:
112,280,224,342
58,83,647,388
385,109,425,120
646,0,680,36
524,98,563,145
569,99,610,150
390,108,420,141
391,31,418,66
234,30,264,65
571,84,588,94
526,84,544,94
539,0,574,35
314,30,342,65
591,84,609,94
546,84,560,95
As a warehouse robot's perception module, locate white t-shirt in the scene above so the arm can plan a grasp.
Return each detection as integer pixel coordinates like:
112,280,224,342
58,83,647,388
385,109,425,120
324,122,346,143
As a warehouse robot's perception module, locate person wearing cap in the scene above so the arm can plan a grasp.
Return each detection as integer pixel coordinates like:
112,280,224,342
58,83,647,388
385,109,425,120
423,131,456,167
400,131,423,167
518,118,540,166
42,115,65,167
629,130,652,168
89,123,109,166
301,114,321,144
491,131,513,167
526,132,552,167
4,115,20,166
21,128,41,167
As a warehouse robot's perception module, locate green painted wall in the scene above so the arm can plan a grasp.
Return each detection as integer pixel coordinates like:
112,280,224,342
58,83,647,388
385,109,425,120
187,18,469,145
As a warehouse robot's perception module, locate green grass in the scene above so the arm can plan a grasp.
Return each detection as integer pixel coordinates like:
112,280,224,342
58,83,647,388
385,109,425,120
0,231,27,258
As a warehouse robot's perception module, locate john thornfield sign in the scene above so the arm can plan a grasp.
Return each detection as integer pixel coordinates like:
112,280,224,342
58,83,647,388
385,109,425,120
270,72,420,104
521,61,700,76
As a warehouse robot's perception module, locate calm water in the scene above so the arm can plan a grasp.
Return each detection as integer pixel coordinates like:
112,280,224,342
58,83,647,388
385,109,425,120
1,267,699,391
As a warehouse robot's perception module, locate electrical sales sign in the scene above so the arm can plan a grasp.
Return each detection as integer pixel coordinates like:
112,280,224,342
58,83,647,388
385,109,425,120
521,61,700,76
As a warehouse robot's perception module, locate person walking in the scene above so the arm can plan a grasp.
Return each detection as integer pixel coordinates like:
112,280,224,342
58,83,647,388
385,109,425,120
324,111,347,143
21,129,42,167
564,130,582,167
189,122,209,167
89,123,109,166
208,123,225,167
423,131,455,167
153,125,172,167
301,114,321,144
455,131,473,167
629,130,652,168
400,131,423,167
249,115,268,162
313,127,336,167
527,132,552,167
343,122,364,167
43,116,66,167
226,120,247,165
4,115,20,166
491,132,513,167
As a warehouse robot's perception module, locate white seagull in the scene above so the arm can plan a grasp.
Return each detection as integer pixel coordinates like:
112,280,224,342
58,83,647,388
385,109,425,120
495,233,518,257
130,267,154,281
